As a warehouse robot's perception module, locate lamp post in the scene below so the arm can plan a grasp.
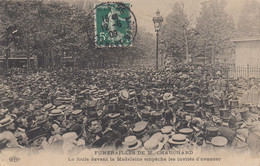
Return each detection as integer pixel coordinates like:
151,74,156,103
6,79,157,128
153,9,163,71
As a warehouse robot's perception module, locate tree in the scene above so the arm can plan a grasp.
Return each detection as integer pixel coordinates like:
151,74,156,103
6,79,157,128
160,2,191,62
0,0,154,69
237,0,260,37
195,0,235,64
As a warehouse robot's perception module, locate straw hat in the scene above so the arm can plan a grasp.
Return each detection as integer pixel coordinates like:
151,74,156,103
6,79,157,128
211,136,228,147
0,116,14,128
123,136,142,150
150,132,168,145
0,109,8,115
57,105,66,110
44,103,53,111
49,109,64,117
163,93,173,101
72,110,83,116
108,113,121,119
141,90,149,97
143,139,163,152
133,121,148,136
161,126,175,137
119,90,129,100
179,128,193,135
168,134,187,145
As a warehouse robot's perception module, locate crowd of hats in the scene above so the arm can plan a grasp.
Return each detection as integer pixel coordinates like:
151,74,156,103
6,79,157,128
0,65,260,155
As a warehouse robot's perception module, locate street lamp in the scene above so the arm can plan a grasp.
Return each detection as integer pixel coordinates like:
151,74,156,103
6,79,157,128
153,9,163,70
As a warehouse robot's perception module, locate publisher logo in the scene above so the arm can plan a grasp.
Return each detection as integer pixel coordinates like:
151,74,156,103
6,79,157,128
9,156,20,162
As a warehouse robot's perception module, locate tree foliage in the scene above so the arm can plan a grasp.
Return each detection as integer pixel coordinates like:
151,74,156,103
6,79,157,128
0,0,154,68
237,0,260,37
160,0,235,64
195,0,235,58
160,2,191,61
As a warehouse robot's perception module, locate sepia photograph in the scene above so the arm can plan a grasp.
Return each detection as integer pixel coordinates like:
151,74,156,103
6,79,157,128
0,0,260,165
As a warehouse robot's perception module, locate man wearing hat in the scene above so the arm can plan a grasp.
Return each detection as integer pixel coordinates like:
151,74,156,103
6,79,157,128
46,109,65,137
218,122,236,145
163,109,174,126
27,126,48,152
0,115,19,150
47,122,63,145
83,119,103,148
66,109,85,138
132,121,150,143
14,127,28,147
247,121,260,154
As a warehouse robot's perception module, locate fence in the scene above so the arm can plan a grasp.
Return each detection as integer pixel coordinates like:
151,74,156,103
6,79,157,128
228,64,260,79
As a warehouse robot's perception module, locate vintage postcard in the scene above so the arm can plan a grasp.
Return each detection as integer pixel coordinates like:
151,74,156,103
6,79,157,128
0,0,260,166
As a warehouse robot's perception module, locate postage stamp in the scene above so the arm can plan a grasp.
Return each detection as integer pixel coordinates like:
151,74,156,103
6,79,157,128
94,2,137,47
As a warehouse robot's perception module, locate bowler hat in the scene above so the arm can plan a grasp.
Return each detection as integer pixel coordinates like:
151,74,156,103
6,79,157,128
27,127,46,143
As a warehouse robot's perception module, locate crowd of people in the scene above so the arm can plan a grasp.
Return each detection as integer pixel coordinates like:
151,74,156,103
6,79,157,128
0,63,260,156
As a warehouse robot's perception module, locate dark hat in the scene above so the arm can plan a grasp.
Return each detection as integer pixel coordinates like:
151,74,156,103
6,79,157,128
124,114,134,121
195,108,206,118
103,130,119,141
229,100,239,108
117,126,128,138
110,119,122,129
151,112,162,122
219,108,230,119
5,102,16,111
137,103,145,110
73,103,81,109
141,110,150,121
206,126,219,138
182,99,192,107
239,109,249,120
69,124,83,137
91,138,108,148
185,103,195,112
101,116,111,127
27,127,46,143
205,102,213,109
88,111,98,120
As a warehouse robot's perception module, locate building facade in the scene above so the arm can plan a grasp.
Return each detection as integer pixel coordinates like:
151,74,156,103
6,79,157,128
232,37,260,66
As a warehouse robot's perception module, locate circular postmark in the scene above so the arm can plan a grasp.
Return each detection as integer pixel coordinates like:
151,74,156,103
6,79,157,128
86,2,137,47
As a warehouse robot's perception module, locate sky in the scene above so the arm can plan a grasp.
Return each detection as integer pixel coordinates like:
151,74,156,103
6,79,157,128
97,0,258,34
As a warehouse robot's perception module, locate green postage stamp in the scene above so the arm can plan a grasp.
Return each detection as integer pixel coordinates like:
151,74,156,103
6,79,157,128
95,2,136,47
